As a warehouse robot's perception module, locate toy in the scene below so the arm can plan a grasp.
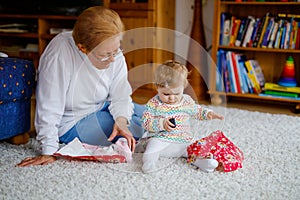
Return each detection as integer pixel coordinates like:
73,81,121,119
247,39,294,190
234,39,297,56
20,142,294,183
169,118,176,128
278,56,297,87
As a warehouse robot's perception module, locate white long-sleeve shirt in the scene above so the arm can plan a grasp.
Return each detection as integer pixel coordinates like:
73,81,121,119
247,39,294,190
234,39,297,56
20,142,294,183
35,31,133,155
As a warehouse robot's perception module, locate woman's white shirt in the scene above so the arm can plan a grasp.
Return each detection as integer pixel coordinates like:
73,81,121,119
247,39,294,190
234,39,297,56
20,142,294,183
35,31,133,155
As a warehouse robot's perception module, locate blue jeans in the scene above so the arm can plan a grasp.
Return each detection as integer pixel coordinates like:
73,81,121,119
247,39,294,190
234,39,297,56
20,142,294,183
59,102,145,146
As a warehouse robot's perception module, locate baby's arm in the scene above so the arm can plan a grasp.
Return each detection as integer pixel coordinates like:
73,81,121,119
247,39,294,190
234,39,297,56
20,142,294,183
141,98,166,132
196,106,224,120
207,111,224,120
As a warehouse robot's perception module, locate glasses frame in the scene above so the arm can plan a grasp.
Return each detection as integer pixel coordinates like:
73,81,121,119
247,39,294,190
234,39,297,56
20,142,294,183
93,48,124,62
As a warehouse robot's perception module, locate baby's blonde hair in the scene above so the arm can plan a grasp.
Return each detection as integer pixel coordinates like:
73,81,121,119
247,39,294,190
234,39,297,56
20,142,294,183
73,6,124,52
154,60,189,88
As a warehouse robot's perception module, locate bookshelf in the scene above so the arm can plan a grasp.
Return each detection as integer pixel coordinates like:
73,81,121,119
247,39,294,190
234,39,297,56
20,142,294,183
210,0,300,112
0,14,77,67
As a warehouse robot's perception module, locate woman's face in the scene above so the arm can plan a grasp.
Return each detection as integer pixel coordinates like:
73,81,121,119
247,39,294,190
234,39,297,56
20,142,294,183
157,85,184,105
87,36,122,69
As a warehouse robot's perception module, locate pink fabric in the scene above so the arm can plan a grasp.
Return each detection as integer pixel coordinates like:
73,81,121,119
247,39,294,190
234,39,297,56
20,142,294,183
187,130,244,172
54,138,132,163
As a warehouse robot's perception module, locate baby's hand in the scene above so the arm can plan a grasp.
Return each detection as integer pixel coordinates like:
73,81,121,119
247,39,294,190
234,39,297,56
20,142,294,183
207,112,224,120
163,117,176,132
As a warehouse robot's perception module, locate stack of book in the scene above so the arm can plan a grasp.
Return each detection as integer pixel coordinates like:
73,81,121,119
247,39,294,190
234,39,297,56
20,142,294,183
216,50,265,94
259,82,300,100
220,12,300,50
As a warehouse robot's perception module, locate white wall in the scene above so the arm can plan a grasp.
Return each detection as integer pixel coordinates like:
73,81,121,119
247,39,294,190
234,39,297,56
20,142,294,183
174,0,214,63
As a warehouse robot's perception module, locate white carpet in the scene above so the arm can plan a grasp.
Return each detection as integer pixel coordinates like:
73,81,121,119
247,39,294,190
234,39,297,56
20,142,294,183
1,107,299,200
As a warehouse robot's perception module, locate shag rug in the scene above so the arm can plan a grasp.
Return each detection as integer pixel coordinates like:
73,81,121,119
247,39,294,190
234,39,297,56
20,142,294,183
0,107,299,200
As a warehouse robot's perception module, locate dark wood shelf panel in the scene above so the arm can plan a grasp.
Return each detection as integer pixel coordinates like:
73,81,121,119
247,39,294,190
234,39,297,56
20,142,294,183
0,32,38,38
0,14,78,20
208,91,300,104
221,1,300,6
218,46,300,54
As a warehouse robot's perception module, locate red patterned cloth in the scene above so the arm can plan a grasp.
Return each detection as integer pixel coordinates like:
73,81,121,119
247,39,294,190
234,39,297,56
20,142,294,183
187,130,244,172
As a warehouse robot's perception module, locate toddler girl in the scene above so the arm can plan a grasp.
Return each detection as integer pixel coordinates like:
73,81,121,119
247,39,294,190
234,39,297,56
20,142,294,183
140,60,224,173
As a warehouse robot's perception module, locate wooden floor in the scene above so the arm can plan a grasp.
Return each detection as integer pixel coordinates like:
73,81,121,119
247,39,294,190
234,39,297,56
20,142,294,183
132,88,300,117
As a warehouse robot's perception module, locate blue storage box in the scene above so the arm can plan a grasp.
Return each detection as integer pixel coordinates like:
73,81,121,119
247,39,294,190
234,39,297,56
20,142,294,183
0,58,35,140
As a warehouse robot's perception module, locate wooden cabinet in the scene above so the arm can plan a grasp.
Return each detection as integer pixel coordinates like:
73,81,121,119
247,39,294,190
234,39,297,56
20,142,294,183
210,1,300,111
0,14,77,67
0,1,175,97
105,0,175,94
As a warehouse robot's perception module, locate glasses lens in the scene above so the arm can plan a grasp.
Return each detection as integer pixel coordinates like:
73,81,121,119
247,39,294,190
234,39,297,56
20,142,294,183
100,48,123,62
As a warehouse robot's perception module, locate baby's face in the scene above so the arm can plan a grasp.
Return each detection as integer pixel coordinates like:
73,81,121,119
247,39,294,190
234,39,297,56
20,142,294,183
157,85,184,105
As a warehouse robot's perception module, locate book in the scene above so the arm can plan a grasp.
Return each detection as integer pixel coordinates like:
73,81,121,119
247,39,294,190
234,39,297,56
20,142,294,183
257,12,270,47
244,60,265,94
261,17,275,48
231,52,242,93
216,50,224,92
251,60,265,87
222,51,231,93
252,15,265,47
242,16,256,47
258,93,300,101
274,20,284,48
236,54,249,93
229,19,241,46
264,90,298,98
248,18,261,47
283,21,292,49
264,82,300,94
220,12,228,45
239,17,252,47
226,51,237,93
268,19,280,48
296,23,300,49
280,21,287,49
221,18,231,46
235,18,247,47
289,19,297,49
241,61,253,93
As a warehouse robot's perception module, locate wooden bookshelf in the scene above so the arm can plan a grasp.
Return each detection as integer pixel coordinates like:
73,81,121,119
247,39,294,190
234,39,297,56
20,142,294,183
210,0,300,112
0,14,77,67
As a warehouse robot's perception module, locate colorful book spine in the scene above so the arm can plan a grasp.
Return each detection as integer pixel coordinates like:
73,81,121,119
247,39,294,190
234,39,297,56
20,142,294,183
229,19,241,46
219,12,226,45
257,12,270,47
216,50,224,92
236,54,248,93
296,23,300,49
258,93,300,101
226,51,237,93
264,90,298,98
231,52,242,93
249,18,261,47
244,60,261,94
222,18,231,46
242,16,256,47
222,51,230,93
268,20,279,48
252,15,266,47
264,82,300,94
280,21,287,49
274,21,284,48
283,21,292,49
261,17,275,48
235,18,247,47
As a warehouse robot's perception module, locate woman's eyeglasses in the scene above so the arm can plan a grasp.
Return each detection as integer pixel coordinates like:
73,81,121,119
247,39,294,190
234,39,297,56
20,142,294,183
93,48,123,62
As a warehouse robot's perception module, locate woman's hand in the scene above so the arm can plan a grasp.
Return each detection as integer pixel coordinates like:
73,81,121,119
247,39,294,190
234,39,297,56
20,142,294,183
107,117,136,152
16,155,57,167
